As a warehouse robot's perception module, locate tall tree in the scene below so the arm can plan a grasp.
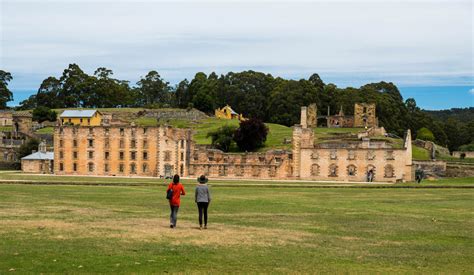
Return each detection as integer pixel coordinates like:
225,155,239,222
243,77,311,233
0,70,13,109
136,71,170,107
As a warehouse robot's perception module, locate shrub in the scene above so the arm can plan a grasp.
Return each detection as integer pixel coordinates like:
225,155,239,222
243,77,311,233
16,138,40,159
416,127,435,142
207,125,237,152
32,107,57,123
458,143,474,152
234,118,268,151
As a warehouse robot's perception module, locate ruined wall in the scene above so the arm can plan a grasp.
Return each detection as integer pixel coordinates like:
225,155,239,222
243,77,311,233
188,148,293,179
299,147,412,182
142,109,208,121
307,104,317,128
354,103,377,128
327,116,354,128
452,151,474,159
412,160,446,178
446,163,474,177
54,125,192,177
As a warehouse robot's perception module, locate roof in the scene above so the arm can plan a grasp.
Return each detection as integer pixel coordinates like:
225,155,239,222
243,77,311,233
60,110,98,118
224,105,238,115
21,151,54,160
13,111,33,117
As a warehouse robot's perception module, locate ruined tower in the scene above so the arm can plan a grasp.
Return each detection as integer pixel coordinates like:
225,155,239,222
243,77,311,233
354,103,377,128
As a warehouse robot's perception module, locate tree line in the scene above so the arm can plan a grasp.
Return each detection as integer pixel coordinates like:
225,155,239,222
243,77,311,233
1,65,472,151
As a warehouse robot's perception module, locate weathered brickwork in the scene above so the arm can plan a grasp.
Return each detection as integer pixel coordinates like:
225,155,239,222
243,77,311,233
54,125,193,177
354,103,378,128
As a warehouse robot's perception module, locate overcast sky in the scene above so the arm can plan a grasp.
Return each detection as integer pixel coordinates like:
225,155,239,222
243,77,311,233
0,0,472,108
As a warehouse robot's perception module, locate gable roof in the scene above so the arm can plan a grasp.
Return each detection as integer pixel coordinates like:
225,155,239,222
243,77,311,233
60,110,98,118
21,151,54,160
223,105,238,115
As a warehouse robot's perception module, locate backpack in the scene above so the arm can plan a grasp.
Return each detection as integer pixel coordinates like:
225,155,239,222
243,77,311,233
166,187,173,200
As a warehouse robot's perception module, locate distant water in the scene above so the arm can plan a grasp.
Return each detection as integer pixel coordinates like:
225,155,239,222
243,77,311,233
8,86,474,110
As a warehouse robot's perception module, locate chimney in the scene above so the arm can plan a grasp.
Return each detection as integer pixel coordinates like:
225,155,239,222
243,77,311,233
300,106,308,128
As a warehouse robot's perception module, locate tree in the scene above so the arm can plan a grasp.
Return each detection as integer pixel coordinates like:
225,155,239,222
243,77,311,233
234,118,268,151
0,70,13,109
136,71,170,107
416,127,435,142
32,106,57,123
207,125,237,152
17,138,40,159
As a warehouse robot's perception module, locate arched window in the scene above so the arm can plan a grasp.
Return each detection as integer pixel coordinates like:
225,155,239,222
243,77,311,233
130,163,136,174
384,165,394,178
328,164,338,177
311,164,320,176
347,165,357,176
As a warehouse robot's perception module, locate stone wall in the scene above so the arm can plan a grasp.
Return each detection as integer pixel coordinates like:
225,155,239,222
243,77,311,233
354,103,377,128
142,109,208,121
307,104,317,128
188,148,293,179
21,159,53,174
413,139,450,159
412,160,446,178
446,163,474,177
452,151,474,159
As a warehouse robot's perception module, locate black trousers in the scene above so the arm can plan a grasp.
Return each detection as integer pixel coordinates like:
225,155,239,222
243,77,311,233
197,202,209,226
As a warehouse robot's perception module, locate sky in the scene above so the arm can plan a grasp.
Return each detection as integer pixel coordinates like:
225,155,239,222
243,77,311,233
0,0,473,110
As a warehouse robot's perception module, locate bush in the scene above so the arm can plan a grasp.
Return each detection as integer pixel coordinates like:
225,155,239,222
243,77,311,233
16,138,40,159
32,106,57,123
207,125,237,152
416,127,435,142
234,118,268,151
458,143,474,152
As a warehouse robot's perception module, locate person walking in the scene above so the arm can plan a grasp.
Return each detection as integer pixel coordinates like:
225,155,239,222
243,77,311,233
195,175,211,230
166,174,185,228
415,166,424,184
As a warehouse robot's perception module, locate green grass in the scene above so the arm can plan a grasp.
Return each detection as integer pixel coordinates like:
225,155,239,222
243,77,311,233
412,146,431,160
35,127,54,134
0,183,472,273
0,126,12,132
1,171,473,187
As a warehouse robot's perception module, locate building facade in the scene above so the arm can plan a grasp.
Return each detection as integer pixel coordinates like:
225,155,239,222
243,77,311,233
54,108,413,182
54,125,192,177
60,110,103,126
21,142,54,174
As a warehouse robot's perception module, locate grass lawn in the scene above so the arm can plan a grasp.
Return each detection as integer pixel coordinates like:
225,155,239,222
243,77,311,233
35,127,55,134
0,183,472,273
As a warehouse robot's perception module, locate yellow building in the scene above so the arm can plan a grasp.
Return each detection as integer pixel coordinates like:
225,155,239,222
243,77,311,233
215,105,245,120
60,110,102,126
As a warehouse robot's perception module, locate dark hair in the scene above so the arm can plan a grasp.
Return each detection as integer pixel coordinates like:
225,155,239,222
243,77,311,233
173,174,180,184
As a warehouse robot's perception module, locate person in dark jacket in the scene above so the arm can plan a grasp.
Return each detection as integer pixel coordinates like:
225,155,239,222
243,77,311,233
195,175,212,230
166,174,185,228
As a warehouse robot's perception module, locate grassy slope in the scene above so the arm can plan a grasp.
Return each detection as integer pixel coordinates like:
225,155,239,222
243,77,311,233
0,184,472,273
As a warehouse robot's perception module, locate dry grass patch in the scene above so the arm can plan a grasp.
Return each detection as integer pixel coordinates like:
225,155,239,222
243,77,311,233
0,218,314,247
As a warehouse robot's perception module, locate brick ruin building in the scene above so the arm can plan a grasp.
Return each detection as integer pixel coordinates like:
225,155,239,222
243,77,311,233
326,103,378,128
54,107,413,182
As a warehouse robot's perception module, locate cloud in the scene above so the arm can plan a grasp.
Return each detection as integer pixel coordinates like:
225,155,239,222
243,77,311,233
1,0,472,90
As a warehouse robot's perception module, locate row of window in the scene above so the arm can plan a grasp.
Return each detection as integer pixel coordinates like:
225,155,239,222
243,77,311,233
188,164,395,178
58,139,186,150
320,164,394,178
58,151,185,161
311,150,395,161
58,162,150,173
